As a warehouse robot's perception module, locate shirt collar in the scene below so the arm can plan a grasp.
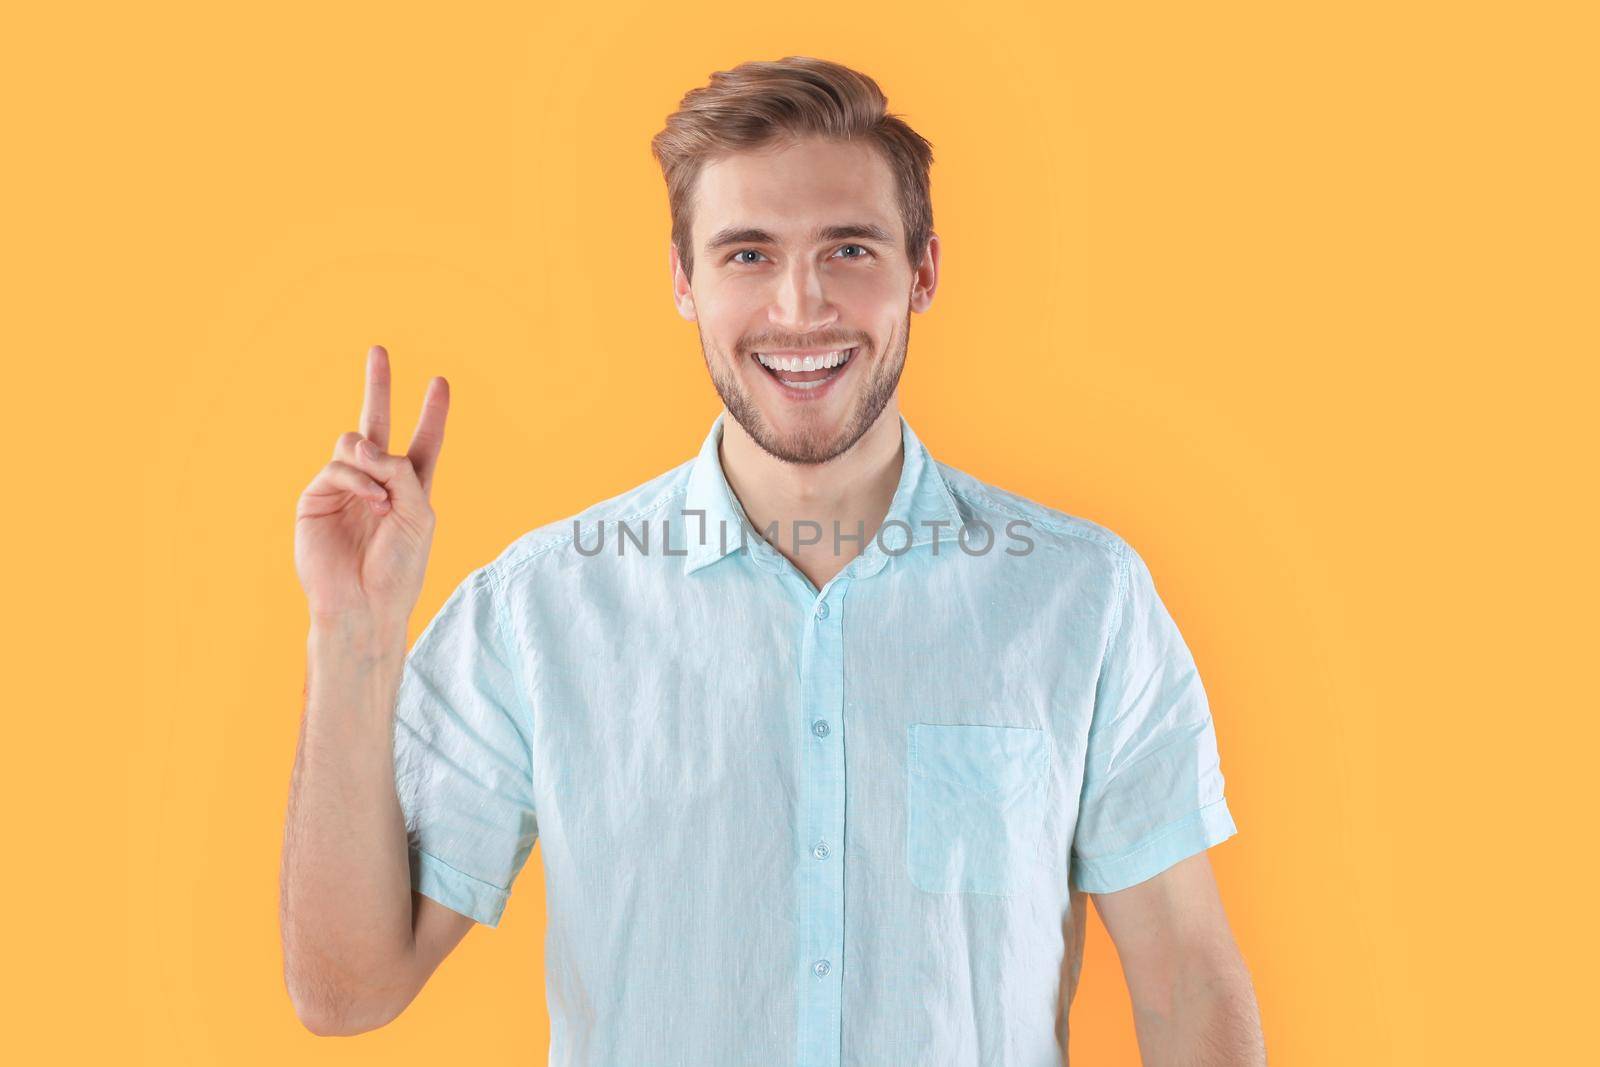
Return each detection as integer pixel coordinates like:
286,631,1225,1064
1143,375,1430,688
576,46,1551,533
681,410,964,580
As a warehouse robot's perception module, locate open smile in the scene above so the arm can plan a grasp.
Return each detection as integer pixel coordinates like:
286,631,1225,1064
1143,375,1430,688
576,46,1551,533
749,346,858,399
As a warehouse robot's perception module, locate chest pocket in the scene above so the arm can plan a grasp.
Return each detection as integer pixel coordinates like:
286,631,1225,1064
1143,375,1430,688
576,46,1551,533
906,722,1052,895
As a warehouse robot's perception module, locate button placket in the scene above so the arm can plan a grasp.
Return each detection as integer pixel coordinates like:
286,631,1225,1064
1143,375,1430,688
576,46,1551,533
796,578,849,1067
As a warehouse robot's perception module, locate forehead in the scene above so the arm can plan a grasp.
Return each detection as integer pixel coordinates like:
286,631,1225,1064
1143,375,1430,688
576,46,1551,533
691,138,901,247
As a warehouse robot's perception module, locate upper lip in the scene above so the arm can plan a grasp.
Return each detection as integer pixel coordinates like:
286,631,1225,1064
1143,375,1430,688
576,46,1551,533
751,345,858,356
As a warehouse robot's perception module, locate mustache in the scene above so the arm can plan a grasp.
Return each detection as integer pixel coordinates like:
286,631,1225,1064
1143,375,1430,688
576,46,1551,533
741,338,866,352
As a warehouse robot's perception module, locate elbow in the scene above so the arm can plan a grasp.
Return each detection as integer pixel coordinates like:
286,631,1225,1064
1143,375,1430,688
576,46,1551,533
288,984,344,1037
290,991,399,1038
279,916,420,1036
285,969,403,1037
293,1002,349,1038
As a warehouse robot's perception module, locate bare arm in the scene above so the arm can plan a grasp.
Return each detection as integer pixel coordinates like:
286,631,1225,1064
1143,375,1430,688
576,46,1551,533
279,345,471,1036
1092,852,1266,1066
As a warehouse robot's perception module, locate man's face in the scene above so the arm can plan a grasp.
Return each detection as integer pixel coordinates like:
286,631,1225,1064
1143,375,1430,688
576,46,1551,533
671,137,938,465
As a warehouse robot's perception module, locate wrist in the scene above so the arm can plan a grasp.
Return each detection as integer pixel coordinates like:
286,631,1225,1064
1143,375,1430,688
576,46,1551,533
307,609,411,655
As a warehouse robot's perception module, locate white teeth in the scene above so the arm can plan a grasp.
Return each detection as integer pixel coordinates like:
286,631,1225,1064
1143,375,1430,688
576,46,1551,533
755,348,853,372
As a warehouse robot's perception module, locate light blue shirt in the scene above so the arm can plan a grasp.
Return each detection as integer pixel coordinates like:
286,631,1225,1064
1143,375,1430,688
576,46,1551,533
392,412,1237,1066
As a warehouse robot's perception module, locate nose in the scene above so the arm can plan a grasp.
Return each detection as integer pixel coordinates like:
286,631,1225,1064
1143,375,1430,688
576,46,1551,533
768,256,838,336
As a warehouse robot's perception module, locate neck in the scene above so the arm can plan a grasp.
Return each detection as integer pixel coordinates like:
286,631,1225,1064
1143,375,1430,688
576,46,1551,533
719,403,905,590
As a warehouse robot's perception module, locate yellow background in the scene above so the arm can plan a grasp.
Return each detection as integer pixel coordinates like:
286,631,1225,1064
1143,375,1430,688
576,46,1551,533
4,1,1594,1062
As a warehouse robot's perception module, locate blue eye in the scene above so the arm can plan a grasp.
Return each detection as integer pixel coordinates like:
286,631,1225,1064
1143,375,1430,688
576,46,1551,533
728,245,871,265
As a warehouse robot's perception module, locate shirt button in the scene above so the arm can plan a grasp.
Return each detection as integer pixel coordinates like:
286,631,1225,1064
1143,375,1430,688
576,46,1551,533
813,841,830,860
812,719,830,738
814,601,829,621
813,959,831,977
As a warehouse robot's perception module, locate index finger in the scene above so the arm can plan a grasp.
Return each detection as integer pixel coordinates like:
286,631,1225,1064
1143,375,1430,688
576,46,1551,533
359,344,391,452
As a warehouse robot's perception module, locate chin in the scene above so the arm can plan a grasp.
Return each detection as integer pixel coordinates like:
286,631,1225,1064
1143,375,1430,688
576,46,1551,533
759,403,870,465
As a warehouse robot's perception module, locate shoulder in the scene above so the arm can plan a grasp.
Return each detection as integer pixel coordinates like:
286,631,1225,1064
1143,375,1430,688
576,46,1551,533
477,453,698,587
935,459,1133,570
934,460,1159,639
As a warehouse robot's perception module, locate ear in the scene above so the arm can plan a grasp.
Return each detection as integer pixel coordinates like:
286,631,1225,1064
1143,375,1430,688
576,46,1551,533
669,239,697,322
909,232,940,314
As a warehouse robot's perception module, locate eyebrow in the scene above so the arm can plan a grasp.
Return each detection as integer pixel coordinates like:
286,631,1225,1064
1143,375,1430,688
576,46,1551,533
704,223,895,253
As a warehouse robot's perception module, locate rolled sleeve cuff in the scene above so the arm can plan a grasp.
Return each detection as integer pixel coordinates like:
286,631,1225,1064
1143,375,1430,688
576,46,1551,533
1071,797,1238,894
409,847,511,928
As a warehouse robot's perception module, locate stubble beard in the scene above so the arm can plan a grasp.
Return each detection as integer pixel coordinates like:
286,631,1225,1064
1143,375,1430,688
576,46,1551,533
701,305,910,467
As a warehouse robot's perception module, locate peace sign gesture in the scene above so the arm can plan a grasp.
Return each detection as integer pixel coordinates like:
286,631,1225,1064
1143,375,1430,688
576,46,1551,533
295,345,451,627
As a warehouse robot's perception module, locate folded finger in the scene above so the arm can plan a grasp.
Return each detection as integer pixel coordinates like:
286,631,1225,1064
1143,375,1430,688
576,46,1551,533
314,459,390,503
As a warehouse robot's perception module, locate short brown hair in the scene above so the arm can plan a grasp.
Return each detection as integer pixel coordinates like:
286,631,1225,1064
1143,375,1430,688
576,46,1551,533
650,56,935,282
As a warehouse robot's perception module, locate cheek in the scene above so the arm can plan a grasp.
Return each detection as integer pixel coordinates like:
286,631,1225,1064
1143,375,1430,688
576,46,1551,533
698,285,765,330
692,301,748,350
834,270,908,313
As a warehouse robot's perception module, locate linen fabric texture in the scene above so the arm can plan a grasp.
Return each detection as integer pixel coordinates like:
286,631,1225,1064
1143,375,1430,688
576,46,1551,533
391,412,1237,1066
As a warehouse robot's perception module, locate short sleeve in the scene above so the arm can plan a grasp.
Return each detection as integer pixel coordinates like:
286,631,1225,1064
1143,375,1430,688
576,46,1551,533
1069,544,1237,894
392,565,538,927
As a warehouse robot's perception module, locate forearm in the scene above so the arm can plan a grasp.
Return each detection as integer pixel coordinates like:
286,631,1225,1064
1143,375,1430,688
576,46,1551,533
1131,957,1265,1066
280,613,417,1034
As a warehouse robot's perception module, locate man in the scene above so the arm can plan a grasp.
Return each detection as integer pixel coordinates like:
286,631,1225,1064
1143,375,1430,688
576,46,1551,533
281,55,1265,1065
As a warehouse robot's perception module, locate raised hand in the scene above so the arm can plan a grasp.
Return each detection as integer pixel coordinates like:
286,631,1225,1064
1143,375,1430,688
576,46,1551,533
294,345,450,626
